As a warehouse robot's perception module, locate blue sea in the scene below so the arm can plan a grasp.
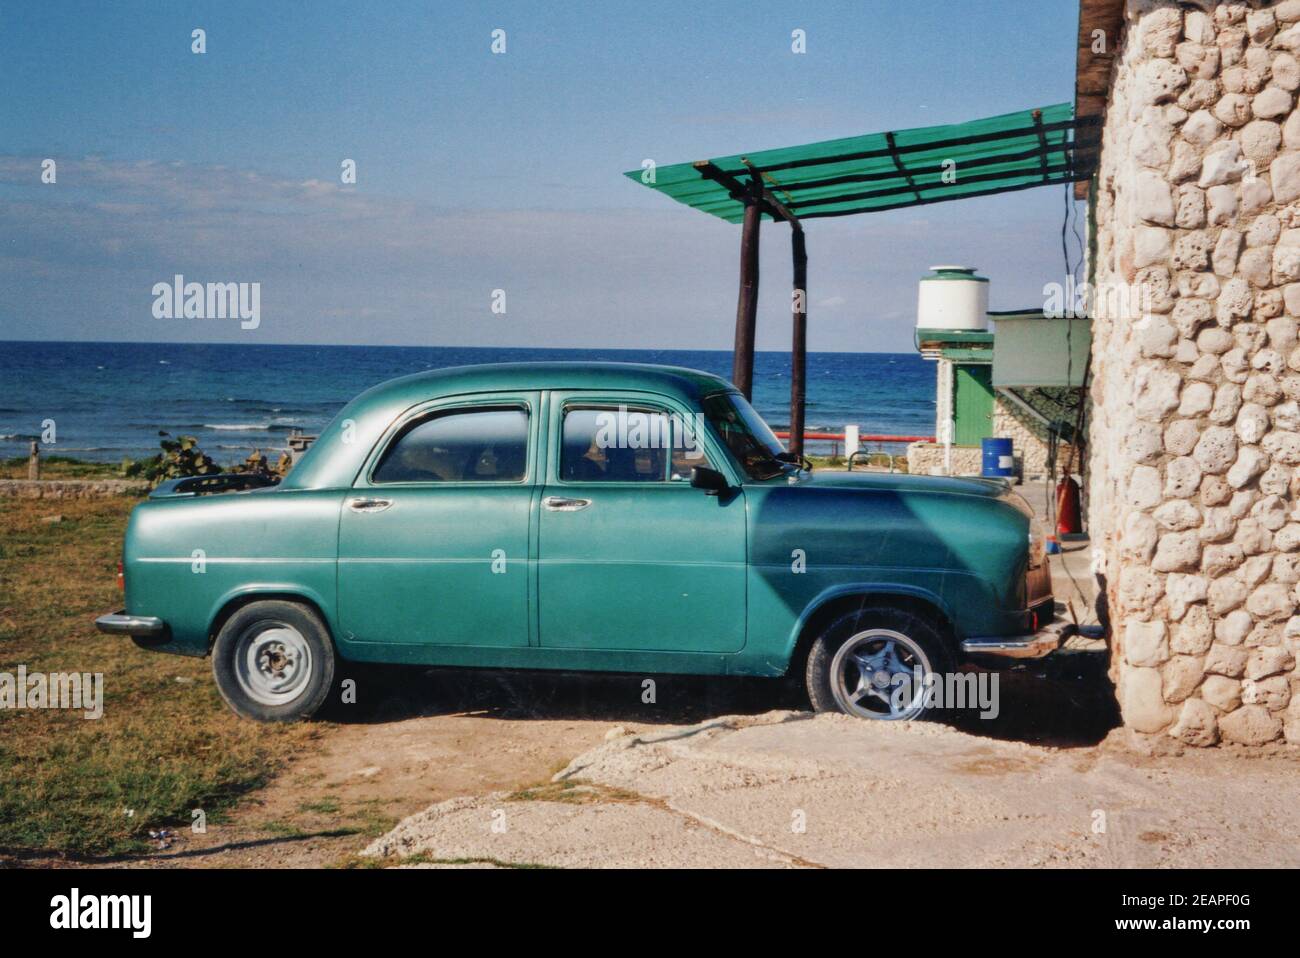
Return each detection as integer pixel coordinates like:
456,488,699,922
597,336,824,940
0,341,935,463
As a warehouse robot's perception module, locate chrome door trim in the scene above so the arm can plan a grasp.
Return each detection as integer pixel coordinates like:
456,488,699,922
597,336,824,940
542,496,591,512
348,497,394,513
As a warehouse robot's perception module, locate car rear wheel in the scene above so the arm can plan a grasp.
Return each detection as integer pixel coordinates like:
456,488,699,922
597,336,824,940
212,600,336,722
804,604,953,721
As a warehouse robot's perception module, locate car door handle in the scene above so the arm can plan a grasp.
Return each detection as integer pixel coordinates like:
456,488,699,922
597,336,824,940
348,497,393,513
543,496,591,512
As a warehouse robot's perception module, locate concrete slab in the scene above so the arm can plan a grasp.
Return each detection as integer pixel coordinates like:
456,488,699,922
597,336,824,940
365,782,800,868
365,712,1300,869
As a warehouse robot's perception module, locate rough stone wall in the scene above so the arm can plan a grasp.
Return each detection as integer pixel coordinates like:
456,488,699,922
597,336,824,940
908,388,1079,479
1092,0,1300,746
994,390,1084,479
905,442,983,476
0,480,148,498
994,397,1045,475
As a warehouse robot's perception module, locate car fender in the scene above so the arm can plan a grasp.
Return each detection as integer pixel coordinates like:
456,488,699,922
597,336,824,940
206,582,338,648
785,581,957,662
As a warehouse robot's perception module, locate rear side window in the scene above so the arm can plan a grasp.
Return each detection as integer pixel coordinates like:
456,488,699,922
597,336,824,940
373,407,528,483
561,406,670,482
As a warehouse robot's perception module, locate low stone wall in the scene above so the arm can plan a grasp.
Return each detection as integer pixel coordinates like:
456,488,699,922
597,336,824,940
906,443,984,476
994,395,1083,480
906,432,1079,482
0,479,149,499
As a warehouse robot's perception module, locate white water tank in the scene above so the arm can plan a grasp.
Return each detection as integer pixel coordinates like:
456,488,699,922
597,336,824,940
917,266,989,331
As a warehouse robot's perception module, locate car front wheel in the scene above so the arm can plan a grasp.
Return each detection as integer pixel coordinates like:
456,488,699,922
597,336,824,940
804,604,953,721
212,600,336,722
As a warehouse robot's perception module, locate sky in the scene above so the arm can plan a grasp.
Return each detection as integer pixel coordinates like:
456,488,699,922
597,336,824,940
0,0,1085,352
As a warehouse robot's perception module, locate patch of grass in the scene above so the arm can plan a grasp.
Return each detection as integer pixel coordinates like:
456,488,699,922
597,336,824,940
345,805,400,839
0,497,316,857
402,852,554,869
806,453,907,472
289,796,396,839
335,851,554,870
0,456,125,480
333,852,387,869
261,820,310,839
298,798,341,815
506,779,644,805
261,821,368,843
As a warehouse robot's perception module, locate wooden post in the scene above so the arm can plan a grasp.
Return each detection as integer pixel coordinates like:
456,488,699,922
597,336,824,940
789,226,808,458
28,441,39,481
731,182,762,399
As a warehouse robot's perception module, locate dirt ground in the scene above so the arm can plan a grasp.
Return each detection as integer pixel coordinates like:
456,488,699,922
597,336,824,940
23,645,1123,868
20,646,1121,868
56,667,813,868
22,642,1298,869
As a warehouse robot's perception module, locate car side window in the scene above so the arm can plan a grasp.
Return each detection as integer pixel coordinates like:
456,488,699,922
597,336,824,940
372,407,528,483
670,413,712,481
561,406,673,483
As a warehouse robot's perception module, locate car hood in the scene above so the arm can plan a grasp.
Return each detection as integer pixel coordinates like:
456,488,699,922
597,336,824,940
790,470,1014,500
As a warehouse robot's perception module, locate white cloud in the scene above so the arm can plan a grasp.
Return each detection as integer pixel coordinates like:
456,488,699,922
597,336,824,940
0,154,1079,351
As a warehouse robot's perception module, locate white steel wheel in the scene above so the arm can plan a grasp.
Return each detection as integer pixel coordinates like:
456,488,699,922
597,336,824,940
212,600,336,723
233,622,315,707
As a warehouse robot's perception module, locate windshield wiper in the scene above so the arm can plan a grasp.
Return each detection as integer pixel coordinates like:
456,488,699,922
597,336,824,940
775,451,812,475
747,455,790,480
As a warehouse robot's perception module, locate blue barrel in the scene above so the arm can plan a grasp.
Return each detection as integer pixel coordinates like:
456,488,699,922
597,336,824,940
981,437,1015,478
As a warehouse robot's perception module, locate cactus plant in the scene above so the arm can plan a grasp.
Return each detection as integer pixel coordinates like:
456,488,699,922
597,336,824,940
121,433,222,489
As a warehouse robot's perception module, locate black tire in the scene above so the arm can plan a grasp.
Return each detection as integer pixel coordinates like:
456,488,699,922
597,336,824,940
211,600,336,722
804,603,953,721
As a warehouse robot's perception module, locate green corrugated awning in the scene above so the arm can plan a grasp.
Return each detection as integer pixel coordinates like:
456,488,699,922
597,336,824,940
625,103,1096,223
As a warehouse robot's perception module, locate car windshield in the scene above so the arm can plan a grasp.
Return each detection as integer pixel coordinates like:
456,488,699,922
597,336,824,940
701,392,789,481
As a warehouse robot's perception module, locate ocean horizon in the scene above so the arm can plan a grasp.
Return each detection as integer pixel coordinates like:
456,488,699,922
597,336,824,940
1,340,936,463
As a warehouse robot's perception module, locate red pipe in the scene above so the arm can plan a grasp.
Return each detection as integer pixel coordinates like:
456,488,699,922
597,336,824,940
773,431,934,443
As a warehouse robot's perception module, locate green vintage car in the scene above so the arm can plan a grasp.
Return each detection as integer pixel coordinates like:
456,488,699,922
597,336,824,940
96,362,1063,722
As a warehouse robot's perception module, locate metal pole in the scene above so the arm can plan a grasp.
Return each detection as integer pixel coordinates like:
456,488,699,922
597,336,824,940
731,182,762,400
789,226,808,458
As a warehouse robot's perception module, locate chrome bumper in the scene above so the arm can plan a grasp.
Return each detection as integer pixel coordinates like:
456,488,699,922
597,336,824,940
961,618,1076,660
95,611,167,637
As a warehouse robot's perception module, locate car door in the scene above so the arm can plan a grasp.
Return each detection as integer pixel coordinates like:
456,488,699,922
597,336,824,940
537,391,746,653
336,393,537,647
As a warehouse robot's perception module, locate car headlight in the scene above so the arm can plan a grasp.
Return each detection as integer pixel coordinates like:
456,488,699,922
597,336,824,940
1027,521,1046,570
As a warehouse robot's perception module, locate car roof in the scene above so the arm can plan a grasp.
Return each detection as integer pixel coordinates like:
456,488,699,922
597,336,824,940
280,362,737,490
354,361,735,405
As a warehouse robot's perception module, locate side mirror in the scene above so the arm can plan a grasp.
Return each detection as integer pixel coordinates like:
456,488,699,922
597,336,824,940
690,466,729,495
